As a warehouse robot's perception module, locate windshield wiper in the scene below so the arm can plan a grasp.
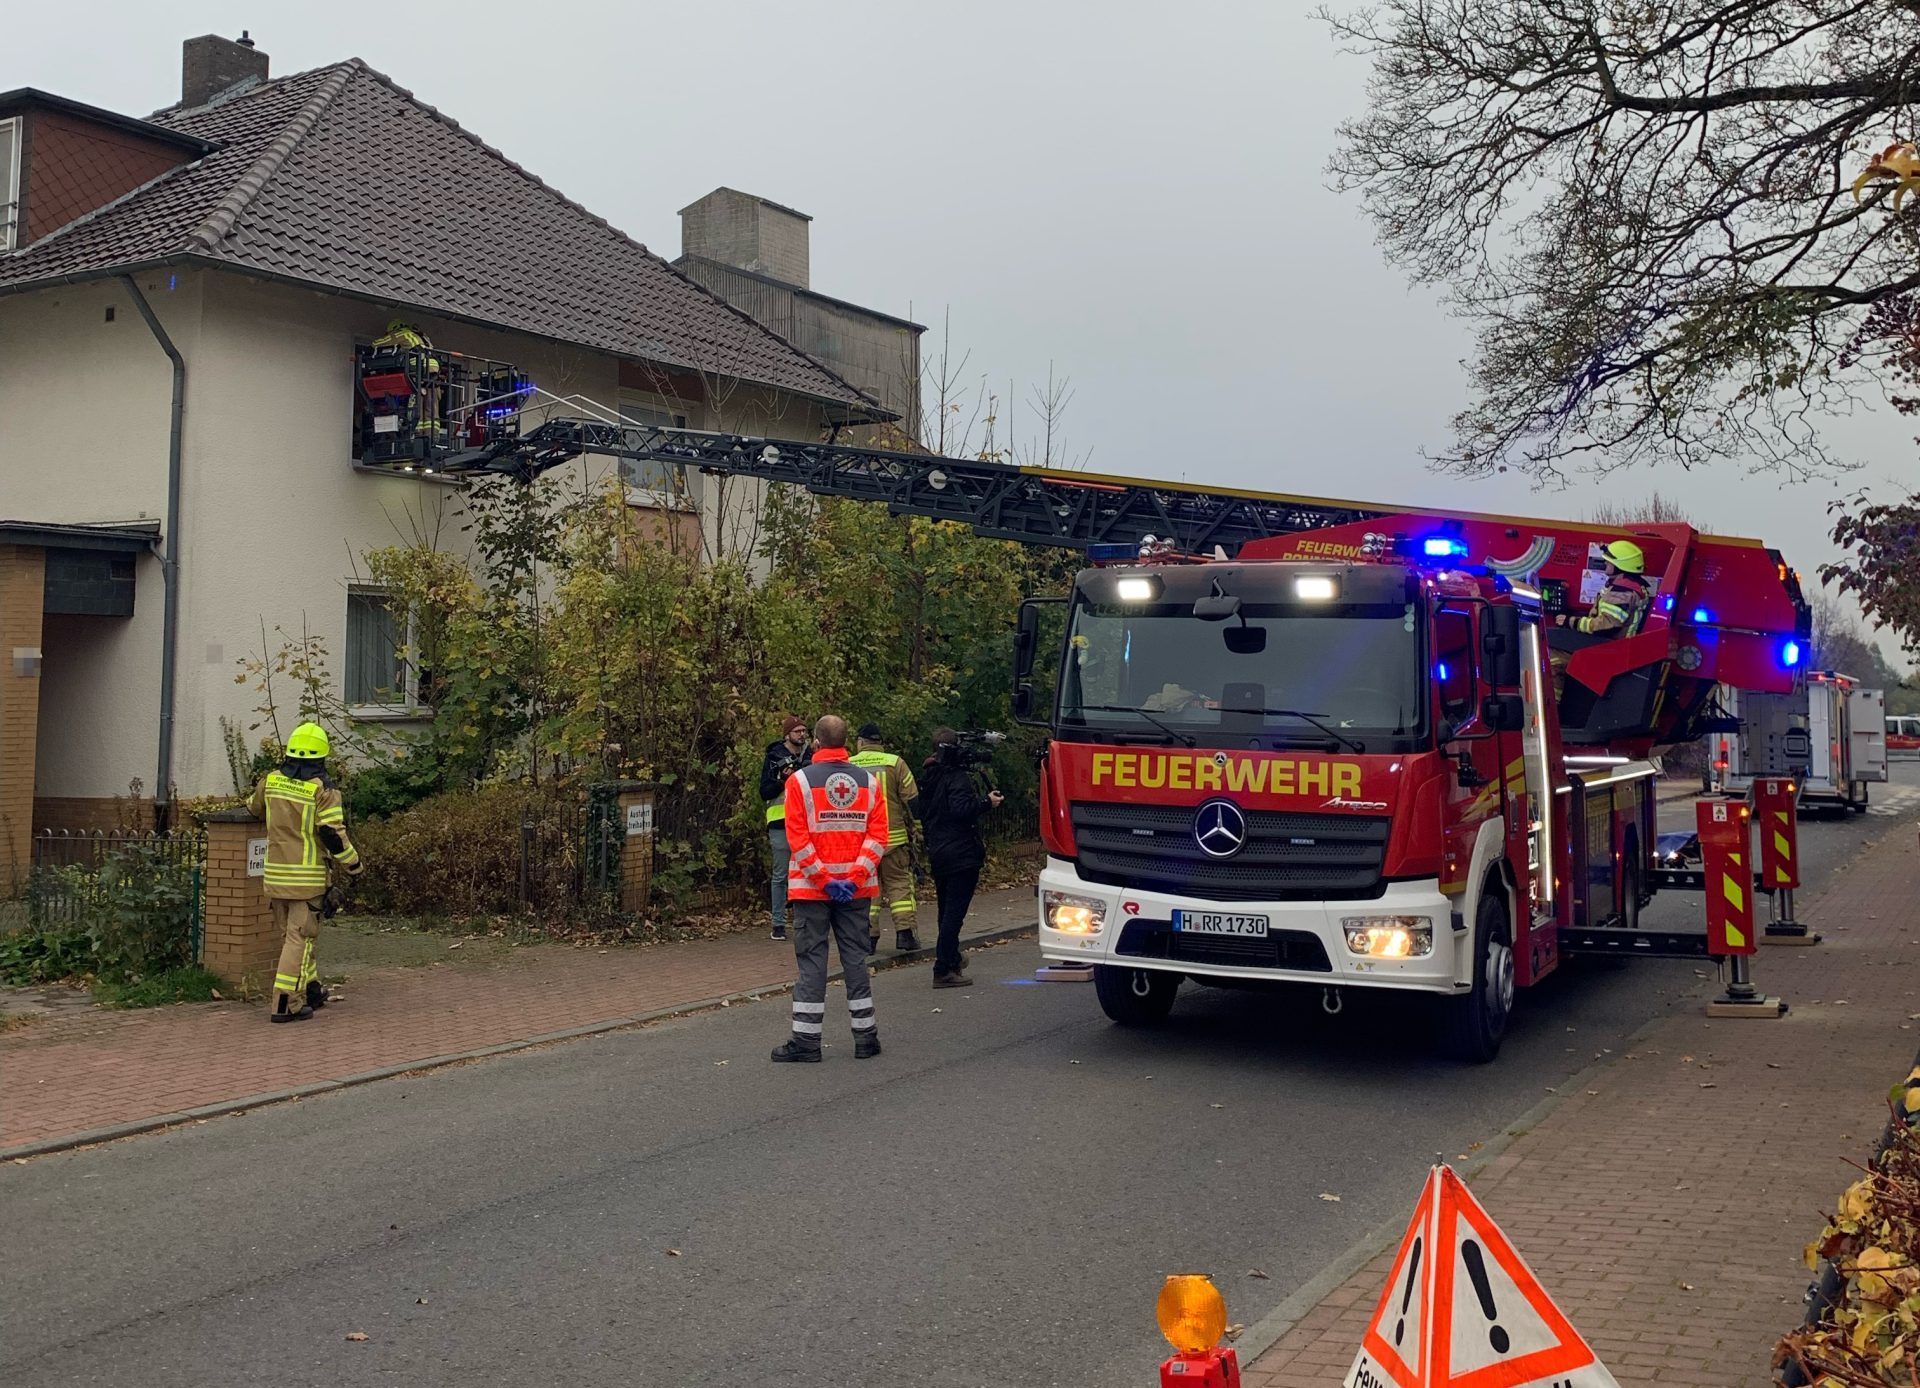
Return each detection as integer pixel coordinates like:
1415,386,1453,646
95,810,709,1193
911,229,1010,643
1070,704,1196,747
1254,709,1366,755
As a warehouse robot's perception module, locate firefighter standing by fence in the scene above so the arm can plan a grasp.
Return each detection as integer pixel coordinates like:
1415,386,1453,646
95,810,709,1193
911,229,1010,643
246,722,362,1024
850,723,920,954
772,715,889,1063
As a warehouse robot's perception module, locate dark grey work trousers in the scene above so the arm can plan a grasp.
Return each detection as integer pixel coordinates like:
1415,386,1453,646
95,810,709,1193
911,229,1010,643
788,898,876,1051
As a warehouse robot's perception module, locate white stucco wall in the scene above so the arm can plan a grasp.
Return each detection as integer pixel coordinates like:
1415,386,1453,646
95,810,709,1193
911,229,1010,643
10,268,842,799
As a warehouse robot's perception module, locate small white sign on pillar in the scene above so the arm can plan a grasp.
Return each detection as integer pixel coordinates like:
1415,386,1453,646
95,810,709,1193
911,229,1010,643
625,801,654,838
247,838,268,877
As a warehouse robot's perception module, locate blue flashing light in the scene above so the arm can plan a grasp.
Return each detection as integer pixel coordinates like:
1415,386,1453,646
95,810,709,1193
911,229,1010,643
1782,639,1803,668
1691,607,1713,624
1422,536,1467,558
1435,662,1451,682
1088,543,1139,565
1661,594,1675,612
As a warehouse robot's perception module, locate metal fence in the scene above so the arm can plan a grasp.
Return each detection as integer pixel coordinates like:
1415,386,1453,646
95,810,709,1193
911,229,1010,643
513,788,622,916
27,829,206,955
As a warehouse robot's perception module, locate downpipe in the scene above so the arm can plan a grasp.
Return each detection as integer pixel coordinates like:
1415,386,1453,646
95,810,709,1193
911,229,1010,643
120,276,184,828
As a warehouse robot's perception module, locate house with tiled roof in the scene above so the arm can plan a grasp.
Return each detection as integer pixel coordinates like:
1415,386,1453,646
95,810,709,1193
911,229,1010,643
0,34,900,874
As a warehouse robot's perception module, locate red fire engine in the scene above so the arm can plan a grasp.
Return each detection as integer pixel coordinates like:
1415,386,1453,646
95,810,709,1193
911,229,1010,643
1017,513,1809,1060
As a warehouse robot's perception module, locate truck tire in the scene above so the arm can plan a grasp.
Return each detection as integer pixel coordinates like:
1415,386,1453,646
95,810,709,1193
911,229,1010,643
1621,848,1642,931
1442,888,1514,1063
1094,965,1179,1026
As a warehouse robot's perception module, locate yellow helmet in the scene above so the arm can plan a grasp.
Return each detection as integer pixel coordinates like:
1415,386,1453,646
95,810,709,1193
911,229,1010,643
1603,539,1645,575
286,722,331,760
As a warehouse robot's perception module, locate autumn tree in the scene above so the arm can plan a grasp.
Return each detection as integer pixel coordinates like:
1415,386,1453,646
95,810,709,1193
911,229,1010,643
1324,0,1920,481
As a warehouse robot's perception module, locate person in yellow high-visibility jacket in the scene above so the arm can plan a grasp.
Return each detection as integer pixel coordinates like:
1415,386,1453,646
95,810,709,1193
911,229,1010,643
850,724,920,953
246,722,362,1023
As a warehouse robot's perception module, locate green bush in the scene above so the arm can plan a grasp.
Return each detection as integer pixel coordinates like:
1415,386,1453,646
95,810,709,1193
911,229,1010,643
0,921,95,985
352,782,610,923
342,742,453,822
6,844,199,995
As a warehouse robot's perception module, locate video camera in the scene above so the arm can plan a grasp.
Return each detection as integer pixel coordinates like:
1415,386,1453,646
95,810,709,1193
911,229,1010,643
940,730,1007,769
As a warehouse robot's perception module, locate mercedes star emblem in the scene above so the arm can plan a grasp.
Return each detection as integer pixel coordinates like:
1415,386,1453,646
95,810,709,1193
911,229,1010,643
1192,799,1247,859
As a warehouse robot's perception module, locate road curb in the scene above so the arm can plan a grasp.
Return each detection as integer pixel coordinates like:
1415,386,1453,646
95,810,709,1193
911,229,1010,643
1227,1004,1680,1365
0,922,1038,1164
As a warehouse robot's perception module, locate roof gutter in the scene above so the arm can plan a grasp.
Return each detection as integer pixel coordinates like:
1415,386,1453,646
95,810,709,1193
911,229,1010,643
118,275,185,825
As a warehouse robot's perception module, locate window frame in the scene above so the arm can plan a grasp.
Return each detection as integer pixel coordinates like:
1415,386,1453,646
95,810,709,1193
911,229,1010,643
0,117,21,253
615,391,697,511
344,584,430,720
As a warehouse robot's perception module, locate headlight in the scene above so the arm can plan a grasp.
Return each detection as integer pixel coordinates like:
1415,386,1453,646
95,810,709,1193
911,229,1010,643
1340,915,1434,958
1044,891,1108,934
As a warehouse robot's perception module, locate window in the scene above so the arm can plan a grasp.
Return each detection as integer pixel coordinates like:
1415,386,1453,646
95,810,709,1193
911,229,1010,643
1433,609,1476,719
345,587,421,712
0,118,20,252
616,397,693,504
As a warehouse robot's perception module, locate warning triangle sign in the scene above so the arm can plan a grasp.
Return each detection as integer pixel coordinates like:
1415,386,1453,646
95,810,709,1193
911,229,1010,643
1345,1167,1620,1388
1347,1169,1437,1388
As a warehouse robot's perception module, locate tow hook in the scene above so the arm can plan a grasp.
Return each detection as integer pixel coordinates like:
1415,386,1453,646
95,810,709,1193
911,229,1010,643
1321,986,1343,1016
1131,971,1154,998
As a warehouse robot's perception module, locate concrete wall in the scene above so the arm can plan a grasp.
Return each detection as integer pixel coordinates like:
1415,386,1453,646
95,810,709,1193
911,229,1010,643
5,268,840,802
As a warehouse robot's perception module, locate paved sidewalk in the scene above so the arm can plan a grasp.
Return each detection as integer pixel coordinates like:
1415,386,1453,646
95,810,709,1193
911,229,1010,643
1241,819,1920,1387
0,884,1037,1158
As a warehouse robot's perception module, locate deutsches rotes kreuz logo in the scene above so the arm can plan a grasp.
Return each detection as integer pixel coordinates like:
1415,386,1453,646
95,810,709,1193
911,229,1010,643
825,772,860,809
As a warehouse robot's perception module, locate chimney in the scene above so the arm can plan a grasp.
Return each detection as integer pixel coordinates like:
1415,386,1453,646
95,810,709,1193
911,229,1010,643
181,32,269,108
679,188,811,290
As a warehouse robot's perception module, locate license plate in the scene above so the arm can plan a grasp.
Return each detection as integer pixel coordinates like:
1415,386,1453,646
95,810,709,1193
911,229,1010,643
1173,910,1269,937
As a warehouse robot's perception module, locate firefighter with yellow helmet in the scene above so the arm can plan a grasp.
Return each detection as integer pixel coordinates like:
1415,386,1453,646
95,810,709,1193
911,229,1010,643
1551,540,1653,701
246,722,362,1023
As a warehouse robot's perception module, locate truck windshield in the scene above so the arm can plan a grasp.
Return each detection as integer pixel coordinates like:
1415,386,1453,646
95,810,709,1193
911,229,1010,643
1058,599,1424,747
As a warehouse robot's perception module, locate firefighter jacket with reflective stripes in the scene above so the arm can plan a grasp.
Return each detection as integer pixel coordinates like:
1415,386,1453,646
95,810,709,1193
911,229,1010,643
784,749,890,900
848,748,917,847
1574,573,1650,636
246,768,362,900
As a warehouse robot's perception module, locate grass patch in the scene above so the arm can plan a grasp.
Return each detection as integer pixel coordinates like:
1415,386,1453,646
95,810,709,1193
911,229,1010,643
90,966,230,1009
0,1010,41,1033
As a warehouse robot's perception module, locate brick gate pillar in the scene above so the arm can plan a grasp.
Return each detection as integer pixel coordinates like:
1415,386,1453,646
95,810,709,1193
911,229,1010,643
200,808,277,991
612,782,658,913
0,545,46,896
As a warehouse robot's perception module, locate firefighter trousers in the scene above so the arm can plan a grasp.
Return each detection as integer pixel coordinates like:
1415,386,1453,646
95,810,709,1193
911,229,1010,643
788,899,874,1052
270,897,322,1017
869,846,916,932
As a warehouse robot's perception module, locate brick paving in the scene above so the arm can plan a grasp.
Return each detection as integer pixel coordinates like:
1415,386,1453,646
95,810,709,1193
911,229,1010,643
1242,821,1920,1388
0,886,1036,1156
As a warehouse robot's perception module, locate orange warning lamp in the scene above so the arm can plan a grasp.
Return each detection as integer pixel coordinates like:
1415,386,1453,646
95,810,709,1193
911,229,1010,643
1155,1275,1241,1386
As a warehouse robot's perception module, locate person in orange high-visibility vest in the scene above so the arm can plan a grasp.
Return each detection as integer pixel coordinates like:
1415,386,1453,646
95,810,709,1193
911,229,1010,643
247,722,362,1023
771,715,889,1063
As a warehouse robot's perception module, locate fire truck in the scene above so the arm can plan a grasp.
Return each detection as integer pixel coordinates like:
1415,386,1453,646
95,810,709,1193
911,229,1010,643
1707,671,1888,812
354,347,1813,1061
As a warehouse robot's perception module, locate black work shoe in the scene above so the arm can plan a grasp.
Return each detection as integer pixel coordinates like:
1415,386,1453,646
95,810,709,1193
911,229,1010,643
895,930,920,953
770,925,787,941
933,972,973,989
306,982,329,1010
854,1032,883,1059
770,1040,822,1063
271,1004,315,1024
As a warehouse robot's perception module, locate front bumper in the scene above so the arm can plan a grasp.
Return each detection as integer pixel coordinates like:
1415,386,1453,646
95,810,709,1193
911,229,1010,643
1035,857,1465,993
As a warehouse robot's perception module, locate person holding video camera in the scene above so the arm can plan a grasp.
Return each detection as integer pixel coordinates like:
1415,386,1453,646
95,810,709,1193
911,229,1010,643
916,728,1004,988
758,714,812,940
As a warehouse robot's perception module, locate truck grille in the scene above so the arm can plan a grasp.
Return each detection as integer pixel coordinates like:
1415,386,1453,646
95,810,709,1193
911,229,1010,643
1115,920,1333,972
1071,802,1389,902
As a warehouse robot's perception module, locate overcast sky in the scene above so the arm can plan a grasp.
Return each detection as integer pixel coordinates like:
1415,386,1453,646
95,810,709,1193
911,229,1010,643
12,1,1914,669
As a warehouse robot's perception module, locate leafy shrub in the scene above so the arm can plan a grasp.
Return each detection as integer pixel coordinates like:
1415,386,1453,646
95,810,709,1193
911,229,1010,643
351,782,608,922
0,921,95,985
342,742,453,822
7,844,199,993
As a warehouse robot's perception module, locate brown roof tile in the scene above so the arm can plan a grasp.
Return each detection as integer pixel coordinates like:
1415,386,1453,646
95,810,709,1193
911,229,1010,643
0,62,880,413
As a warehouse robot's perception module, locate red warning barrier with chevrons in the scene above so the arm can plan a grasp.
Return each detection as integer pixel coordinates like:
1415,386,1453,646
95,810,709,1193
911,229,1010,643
1698,799,1756,957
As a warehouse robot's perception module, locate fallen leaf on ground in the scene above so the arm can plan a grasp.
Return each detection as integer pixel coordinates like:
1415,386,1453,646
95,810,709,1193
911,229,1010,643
1224,1324,1246,1342
666,1249,682,1257
416,1297,429,1306
346,1332,369,1342
1209,1102,1224,1109
1248,1269,1269,1279
1767,1062,1782,1069
1700,1082,1717,1089
713,1060,729,1067
931,1008,943,1014
1319,1193,1342,1202
1678,1282,1695,1292
447,940,463,951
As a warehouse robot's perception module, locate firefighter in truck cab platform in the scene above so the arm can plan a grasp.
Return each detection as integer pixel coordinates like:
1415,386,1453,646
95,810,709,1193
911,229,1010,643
247,722,363,1024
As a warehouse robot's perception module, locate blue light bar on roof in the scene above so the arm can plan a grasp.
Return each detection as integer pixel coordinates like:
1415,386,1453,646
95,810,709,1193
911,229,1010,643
1422,536,1467,558
1691,607,1713,623
1087,543,1139,565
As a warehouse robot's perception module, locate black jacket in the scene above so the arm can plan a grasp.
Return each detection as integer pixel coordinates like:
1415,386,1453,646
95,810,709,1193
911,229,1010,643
916,760,990,872
758,739,812,806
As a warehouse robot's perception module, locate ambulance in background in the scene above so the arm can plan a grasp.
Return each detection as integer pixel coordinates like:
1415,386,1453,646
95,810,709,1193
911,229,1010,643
1709,671,1887,811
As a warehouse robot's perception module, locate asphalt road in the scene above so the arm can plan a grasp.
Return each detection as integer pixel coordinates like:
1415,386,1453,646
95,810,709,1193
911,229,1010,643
3,766,1915,1388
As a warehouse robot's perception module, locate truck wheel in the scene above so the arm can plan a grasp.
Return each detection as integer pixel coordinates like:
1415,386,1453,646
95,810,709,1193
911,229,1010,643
1094,966,1179,1026
1443,888,1514,1063
1621,854,1642,931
